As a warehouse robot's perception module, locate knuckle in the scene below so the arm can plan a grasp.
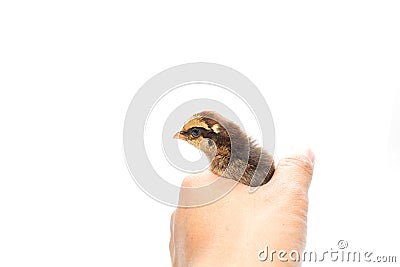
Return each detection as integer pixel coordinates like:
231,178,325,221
180,175,197,187
280,190,309,219
291,191,309,209
279,155,314,176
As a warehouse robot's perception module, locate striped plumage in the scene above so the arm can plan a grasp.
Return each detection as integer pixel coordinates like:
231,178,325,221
174,111,275,186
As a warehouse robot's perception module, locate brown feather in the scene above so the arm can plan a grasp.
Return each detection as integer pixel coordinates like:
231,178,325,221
176,111,275,186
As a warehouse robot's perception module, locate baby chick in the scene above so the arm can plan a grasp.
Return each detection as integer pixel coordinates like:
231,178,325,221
174,111,275,186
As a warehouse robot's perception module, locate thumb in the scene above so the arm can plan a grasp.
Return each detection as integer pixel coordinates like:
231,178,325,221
271,149,315,192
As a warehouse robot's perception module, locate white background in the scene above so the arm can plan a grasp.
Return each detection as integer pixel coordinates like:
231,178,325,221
1,1,399,266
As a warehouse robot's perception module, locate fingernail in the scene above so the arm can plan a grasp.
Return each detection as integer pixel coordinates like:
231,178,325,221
304,148,315,165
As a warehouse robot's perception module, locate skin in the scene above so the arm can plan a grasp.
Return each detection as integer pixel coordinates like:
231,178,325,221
170,149,315,267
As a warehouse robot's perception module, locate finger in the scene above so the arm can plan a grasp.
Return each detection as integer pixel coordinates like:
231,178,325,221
178,170,236,207
180,170,220,188
272,148,315,192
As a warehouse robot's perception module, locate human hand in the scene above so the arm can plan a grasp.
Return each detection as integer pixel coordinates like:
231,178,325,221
169,150,315,267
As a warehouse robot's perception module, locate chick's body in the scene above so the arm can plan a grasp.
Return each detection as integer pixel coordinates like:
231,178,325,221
174,111,275,187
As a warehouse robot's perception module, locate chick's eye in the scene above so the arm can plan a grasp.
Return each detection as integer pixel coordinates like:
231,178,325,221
190,128,200,137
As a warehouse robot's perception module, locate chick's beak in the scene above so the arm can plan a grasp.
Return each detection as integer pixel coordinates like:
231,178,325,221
173,132,186,140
